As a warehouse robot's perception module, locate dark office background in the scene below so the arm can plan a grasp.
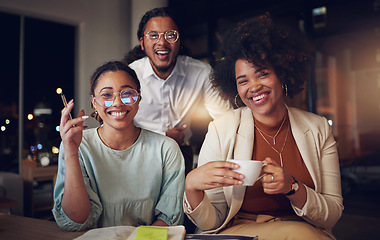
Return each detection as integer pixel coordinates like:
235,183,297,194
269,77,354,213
1,1,380,239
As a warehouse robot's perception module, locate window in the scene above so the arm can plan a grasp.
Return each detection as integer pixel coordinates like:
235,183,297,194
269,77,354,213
0,12,20,172
0,11,75,172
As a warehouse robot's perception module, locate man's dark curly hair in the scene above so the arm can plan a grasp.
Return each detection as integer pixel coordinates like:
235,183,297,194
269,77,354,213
136,7,181,41
211,13,312,107
90,61,141,124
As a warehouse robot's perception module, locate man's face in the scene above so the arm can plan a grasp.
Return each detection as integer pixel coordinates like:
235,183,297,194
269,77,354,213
140,17,180,79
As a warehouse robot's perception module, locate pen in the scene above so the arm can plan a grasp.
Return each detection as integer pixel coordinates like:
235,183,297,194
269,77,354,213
61,93,73,120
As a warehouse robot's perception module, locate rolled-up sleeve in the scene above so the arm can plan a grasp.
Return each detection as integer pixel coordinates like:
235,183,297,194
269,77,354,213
52,143,103,231
155,139,185,225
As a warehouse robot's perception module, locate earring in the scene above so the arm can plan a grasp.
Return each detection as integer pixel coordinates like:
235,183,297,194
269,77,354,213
91,109,98,119
282,84,288,97
234,94,241,108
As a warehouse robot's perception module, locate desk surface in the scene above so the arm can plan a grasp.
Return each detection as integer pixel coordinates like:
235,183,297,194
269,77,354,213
0,213,85,240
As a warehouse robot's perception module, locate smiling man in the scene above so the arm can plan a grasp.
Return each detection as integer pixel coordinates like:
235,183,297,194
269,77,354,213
125,7,232,175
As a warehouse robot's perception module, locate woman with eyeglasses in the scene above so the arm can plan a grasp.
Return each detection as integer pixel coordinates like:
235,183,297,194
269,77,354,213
53,61,185,231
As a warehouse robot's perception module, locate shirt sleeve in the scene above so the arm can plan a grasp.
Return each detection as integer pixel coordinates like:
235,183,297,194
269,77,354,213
154,138,185,225
183,121,229,231
52,143,103,231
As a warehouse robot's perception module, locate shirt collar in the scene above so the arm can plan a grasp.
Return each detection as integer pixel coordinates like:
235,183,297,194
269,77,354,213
173,55,186,77
141,57,156,80
141,55,186,81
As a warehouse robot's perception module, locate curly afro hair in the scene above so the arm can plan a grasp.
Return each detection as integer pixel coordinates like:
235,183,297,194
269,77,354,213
211,13,312,107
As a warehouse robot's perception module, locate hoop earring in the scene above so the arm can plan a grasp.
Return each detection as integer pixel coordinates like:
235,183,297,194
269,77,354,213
282,84,288,97
91,109,103,124
234,94,241,108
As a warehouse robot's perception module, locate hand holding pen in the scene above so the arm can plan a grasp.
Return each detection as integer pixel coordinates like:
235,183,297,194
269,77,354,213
59,93,89,153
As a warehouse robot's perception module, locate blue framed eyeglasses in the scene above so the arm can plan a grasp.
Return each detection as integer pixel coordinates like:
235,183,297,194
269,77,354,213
93,88,139,108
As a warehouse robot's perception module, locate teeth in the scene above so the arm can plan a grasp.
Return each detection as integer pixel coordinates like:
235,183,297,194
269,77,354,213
157,50,168,54
253,94,266,101
110,112,126,117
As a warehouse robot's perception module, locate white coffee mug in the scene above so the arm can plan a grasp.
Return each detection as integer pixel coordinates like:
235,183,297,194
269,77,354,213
228,159,266,186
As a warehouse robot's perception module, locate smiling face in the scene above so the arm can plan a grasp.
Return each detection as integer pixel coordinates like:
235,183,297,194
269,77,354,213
91,70,140,131
140,16,180,80
235,59,286,123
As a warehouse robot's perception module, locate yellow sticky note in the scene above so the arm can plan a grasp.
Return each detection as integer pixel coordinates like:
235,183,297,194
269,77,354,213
135,226,168,240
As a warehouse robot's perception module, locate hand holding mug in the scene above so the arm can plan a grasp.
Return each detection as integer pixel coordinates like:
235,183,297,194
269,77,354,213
185,161,244,191
261,157,294,194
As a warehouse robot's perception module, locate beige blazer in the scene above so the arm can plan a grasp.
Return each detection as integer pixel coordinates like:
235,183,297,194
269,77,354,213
184,107,343,236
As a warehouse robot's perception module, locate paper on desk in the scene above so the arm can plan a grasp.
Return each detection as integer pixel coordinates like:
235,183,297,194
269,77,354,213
74,225,186,240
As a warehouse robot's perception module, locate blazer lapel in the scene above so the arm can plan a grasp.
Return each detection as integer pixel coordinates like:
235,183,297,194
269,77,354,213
288,108,321,191
234,108,255,160
224,108,254,218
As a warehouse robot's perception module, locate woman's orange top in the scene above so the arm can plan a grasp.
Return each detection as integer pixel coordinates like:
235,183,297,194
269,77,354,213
240,115,315,216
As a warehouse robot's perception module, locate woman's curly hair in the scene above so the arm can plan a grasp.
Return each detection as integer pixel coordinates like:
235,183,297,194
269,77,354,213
211,13,312,107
